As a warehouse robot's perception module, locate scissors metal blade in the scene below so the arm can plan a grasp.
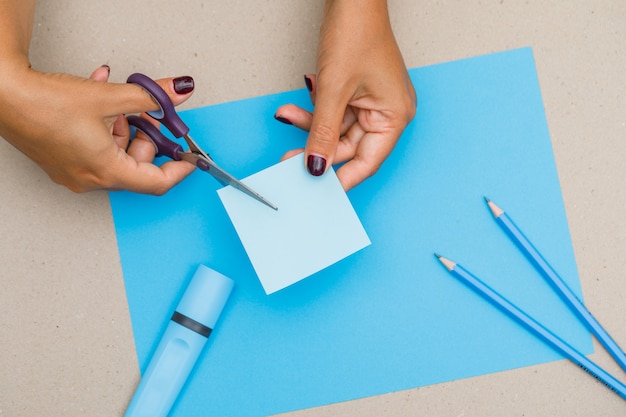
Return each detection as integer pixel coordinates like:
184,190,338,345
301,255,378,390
179,153,278,211
182,133,211,162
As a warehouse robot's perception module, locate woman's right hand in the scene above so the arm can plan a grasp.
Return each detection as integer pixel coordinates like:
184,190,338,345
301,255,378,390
0,63,197,195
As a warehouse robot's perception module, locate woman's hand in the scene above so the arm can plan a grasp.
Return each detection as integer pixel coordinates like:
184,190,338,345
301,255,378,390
274,0,416,191
0,64,197,195
0,0,198,195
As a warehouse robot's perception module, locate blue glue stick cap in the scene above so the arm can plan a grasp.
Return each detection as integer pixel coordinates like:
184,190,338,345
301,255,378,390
177,264,234,330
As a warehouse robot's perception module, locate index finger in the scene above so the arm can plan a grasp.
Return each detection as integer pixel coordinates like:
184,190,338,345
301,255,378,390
95,76,194,117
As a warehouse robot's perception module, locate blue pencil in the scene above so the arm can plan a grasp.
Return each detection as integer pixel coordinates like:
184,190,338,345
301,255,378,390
435,254,626,400
485,198,626,371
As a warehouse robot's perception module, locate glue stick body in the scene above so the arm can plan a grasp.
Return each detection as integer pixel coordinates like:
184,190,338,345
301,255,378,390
124,265,234,417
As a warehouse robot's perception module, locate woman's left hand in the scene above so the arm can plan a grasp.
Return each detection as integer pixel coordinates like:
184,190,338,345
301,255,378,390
274,0,417,191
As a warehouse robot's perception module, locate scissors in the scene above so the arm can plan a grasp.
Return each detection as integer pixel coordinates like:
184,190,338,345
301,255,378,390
125,73,277,211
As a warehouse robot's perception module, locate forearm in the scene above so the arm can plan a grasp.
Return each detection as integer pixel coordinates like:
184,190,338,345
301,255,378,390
0,0,36,138
323,0,388,13
322,0,390,33
0,0,36,65
319,0,397,71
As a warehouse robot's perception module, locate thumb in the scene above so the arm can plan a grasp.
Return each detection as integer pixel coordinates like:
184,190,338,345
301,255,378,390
304,80,351,176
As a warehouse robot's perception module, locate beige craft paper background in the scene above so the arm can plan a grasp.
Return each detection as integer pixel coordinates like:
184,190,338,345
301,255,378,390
1,2,625,416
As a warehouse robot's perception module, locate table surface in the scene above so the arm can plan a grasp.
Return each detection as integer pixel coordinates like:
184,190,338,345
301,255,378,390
2,1,626,416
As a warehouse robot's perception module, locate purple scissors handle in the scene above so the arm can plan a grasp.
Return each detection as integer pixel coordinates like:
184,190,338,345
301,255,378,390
127,116,184,160
126,73,189,138
125,73,278,210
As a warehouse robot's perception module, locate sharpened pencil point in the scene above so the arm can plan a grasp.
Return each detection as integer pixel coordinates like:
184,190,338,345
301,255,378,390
484,196,491,203
434,253,456,271
485,197,503,218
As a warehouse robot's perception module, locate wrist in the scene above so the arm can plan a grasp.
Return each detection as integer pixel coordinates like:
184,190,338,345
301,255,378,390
0,55,33,139
0,54,30,104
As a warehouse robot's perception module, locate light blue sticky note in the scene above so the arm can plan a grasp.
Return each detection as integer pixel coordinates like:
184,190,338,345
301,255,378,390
109,48,593,417
217,154,370,294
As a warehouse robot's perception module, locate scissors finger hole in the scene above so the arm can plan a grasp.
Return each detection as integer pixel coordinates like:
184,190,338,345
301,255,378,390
146,94,165,120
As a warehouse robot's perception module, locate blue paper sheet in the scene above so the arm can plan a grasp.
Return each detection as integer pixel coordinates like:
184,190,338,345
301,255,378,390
110,48,593,416
217,153,370,294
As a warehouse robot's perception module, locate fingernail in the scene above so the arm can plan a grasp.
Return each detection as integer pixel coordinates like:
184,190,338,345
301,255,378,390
307,155,326,176
173,76,194,95
274,114,292,125
101,64,110,74
304,75,313,92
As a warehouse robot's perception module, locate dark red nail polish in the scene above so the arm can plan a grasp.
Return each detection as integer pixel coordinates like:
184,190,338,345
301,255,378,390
304,75,313,92
173,76,194,95
307,155,326,176
274,114,292,125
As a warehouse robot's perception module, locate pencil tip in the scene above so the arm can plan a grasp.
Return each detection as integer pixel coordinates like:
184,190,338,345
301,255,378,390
434,253,456,271
485,197,503,218
484,196,491,203
434,252,441,259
